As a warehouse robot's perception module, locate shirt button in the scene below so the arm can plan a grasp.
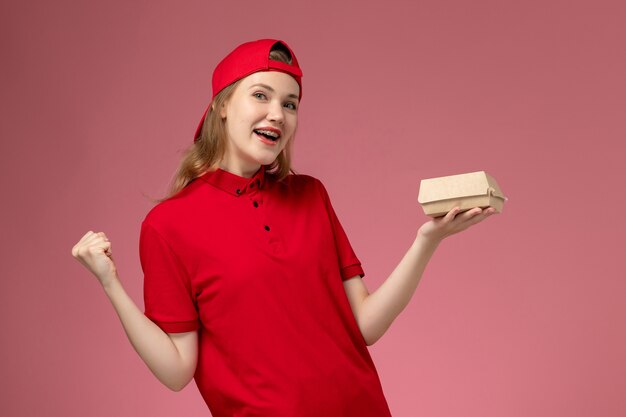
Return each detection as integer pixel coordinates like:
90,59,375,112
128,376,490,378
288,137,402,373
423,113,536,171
250,183,255,188
253,201,259,208
264,225,270,231
236,189,241,195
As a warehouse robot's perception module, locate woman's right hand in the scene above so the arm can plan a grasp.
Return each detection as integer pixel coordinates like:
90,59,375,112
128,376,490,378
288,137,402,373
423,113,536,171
71,231,197,391
71,231,117,287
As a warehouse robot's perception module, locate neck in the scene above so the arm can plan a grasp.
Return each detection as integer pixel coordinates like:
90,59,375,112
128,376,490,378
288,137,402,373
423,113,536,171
218,160,261,178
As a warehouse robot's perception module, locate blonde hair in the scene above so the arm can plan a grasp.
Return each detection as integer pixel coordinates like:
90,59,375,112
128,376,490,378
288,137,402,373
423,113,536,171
151,48,297,203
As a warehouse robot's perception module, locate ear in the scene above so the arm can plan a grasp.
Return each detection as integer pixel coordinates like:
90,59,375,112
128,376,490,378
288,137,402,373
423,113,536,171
217,101,227,119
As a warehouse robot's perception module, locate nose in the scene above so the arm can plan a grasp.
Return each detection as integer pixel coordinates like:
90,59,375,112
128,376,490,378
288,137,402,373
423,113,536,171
266,99,285,124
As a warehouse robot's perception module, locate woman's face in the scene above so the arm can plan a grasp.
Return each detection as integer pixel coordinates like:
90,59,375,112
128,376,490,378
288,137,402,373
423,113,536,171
219,71,300,177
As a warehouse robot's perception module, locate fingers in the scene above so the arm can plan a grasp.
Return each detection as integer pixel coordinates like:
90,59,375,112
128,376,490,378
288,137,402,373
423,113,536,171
463,207,497,227
75,231,108,246
87,232,110,244
442,206,480,223
444,206,497,227
103,239,112,256
443,206,462,222
72,231,111,257
458,207,483,221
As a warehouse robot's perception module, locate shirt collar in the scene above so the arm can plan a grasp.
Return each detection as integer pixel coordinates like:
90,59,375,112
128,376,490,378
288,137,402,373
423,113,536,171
199,165,266,196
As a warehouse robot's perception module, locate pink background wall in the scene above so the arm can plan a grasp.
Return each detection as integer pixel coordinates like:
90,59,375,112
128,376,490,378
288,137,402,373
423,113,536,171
2,0,625,416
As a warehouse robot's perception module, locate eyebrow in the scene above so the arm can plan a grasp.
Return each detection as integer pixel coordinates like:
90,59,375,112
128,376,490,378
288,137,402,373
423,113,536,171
249,83,299,100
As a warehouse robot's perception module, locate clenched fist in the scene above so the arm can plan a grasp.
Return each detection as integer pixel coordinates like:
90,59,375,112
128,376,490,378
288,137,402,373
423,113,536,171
71,231,117,287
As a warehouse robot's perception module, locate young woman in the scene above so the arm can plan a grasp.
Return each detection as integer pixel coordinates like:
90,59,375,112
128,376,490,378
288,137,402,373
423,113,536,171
72,39,496,416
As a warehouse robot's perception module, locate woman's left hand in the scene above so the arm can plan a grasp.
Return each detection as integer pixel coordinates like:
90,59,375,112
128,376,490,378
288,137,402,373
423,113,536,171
417,206,497,243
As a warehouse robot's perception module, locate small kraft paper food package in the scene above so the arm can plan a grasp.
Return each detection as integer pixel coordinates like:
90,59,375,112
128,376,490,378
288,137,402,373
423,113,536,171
418,171,507,217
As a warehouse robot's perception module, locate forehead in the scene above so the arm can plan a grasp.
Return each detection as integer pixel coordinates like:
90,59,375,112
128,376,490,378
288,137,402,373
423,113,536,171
238,71,300,97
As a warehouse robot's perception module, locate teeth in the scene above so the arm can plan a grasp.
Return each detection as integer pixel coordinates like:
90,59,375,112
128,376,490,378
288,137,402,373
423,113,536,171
255,129,279,138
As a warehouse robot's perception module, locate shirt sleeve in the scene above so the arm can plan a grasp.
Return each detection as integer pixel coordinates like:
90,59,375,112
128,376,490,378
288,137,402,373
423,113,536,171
139,220,200,333
315,179,365,281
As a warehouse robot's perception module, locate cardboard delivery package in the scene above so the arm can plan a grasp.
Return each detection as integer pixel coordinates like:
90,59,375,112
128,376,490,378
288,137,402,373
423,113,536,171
418,171,507,217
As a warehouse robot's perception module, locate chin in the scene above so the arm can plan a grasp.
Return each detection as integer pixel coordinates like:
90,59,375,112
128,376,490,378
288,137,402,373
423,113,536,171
256,153,282,166
258,158,278,167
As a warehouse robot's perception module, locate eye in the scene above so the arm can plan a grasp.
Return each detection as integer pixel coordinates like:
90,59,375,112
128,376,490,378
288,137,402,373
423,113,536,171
253,92,267,100
284,102,297,110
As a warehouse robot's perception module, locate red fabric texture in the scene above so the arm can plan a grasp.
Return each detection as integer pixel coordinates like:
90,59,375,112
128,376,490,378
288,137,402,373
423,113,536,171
140,166,392,416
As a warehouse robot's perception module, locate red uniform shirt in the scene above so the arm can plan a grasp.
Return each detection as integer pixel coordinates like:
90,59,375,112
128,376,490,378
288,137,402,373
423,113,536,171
140,166,392,417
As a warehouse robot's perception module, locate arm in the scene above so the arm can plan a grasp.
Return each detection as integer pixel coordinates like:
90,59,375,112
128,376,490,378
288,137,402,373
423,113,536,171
103,275,198,391
72,231,198,391
343,206,496,346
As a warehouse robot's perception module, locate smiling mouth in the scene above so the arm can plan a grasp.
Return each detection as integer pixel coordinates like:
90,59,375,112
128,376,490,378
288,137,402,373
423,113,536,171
253,129,281,142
